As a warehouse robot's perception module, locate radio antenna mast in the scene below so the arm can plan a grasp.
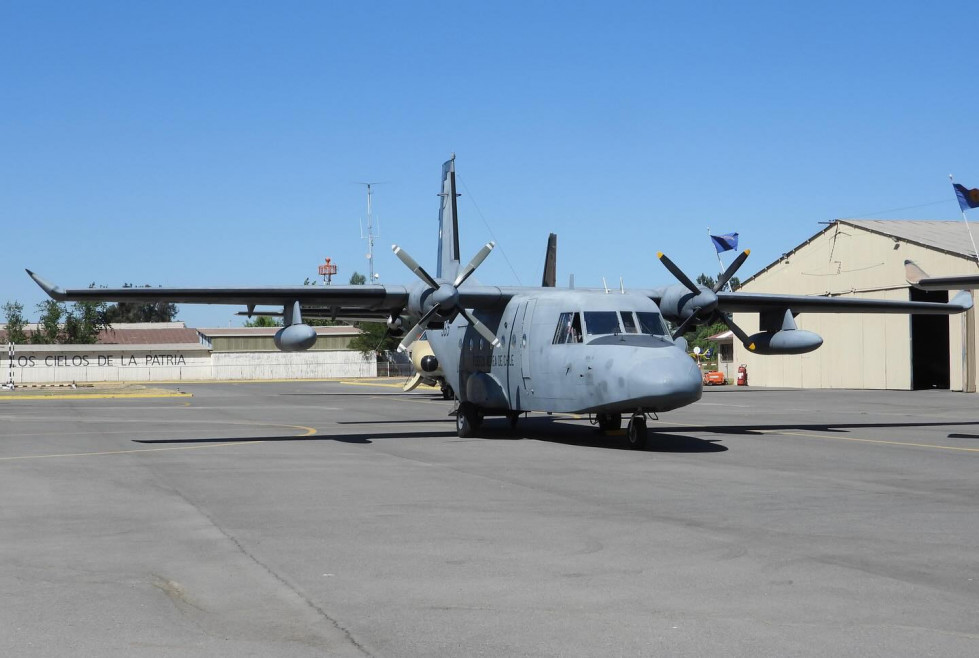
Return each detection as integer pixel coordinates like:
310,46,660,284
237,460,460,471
357,182,382,283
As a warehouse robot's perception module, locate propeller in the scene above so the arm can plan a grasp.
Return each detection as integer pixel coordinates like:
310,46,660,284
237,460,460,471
392,241,501,352
658,249,756,351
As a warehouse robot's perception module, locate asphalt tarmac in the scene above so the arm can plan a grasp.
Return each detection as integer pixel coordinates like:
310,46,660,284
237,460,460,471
1,381,977,656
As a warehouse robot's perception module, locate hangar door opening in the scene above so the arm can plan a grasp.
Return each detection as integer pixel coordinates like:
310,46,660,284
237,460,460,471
910,288,949,390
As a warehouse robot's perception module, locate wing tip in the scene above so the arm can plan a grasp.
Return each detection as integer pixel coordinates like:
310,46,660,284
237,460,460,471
25,269,67,300
904,260,928,286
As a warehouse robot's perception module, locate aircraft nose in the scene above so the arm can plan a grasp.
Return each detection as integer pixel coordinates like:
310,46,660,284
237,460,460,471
627,347,703,412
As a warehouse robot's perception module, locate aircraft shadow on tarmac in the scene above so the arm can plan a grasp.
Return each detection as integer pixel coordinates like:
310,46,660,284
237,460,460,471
131,416,979,452
131,416,727,453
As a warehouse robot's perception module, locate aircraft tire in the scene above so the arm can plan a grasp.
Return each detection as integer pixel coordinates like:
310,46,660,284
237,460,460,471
506,411,520,431
456,403,479,438
626,416,647,450
441,385,454,400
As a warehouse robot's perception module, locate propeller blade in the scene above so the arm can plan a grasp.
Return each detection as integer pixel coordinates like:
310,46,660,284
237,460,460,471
392,244,439,289
397,304,441,353
453,241,495,287
459,308,501,348
657,252,700,295
719,312,756,352
713,249,750,292
670,312,700,340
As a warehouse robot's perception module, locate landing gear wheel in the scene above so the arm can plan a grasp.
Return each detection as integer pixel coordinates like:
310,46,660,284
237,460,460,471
506,411,521,431
456,402,482,438
596,412,622,432
441,384,454,400
626,415,647,450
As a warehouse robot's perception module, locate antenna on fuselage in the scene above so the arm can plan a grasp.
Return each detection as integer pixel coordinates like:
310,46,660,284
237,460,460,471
602,277,610,294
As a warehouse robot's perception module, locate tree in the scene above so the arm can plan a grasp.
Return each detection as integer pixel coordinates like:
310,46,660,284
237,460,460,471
31,300,63,344
349,271,367,285
2,301,28,344
696,272,741,292
244,315,282,327
104,284,179,323
348,321,400,357
62,298,109,344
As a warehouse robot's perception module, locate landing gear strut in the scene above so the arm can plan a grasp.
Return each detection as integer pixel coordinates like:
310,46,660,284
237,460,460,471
596,412,622,432
626,414,647,450
441,384,454,400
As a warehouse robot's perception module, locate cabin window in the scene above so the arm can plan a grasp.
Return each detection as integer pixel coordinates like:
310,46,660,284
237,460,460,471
583,311,621,336
636,311,668,336
620,312,639,334
552,312,583,344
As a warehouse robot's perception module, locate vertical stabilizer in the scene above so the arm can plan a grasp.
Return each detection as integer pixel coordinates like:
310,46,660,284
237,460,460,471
437,155,461,280
542,233,557,287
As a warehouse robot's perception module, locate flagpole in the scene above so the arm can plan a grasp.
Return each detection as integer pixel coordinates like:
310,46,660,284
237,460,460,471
950,174,979,269
708,226,725,282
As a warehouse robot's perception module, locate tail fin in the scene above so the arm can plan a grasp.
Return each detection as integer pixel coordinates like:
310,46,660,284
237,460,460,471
542,233,557,287
436,155,461,280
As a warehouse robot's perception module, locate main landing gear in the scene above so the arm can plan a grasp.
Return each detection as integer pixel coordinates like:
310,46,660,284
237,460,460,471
454,402,523,437
596,412,622,432
455,402,483,438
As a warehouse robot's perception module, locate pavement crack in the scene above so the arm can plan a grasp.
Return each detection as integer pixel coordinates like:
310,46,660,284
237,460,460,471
166,485,374,657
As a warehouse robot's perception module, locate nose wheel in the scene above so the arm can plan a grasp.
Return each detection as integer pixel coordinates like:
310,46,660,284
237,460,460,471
626,415,647,450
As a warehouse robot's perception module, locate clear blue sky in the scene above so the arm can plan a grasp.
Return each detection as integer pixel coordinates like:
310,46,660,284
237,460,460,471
3,1,977,328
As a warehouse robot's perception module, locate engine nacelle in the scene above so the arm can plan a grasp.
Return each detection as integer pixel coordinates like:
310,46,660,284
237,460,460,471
659,284,716,324
274,324,317,352
746,329,822,355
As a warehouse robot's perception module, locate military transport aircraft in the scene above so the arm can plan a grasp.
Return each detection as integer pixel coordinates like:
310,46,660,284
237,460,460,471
28,157,974,448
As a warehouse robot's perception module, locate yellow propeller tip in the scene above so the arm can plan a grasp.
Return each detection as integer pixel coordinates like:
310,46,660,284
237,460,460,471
748,343,756,351
656,252,664,259
744,249,751,255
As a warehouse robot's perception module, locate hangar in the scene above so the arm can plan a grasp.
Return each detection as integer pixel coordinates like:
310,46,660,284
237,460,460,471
733,219,979,392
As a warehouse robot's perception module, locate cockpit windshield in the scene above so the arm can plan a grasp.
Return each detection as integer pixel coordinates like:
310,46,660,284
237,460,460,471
583,311,621,336
635,311,668,336
555,309,670,341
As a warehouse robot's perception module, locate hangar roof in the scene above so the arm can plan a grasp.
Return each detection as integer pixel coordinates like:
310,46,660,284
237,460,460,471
741,219,979,287
839,220,978,258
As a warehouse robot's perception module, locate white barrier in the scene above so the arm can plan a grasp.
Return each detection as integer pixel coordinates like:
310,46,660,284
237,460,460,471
3,344,376,384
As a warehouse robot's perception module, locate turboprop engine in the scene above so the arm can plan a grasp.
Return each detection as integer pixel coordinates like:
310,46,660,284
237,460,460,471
273,301,317,352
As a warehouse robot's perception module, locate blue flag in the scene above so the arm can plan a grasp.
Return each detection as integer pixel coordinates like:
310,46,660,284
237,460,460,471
710,232,739,253
953,183,979,212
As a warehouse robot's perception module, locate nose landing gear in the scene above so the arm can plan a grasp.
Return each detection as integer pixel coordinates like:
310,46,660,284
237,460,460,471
626,414,648,450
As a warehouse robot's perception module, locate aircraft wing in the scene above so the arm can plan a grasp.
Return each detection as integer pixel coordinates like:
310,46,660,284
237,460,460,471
715,290,974,315
905,260,979,291
27,270,412,318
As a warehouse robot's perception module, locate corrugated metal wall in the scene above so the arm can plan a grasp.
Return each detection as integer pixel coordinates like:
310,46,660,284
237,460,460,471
733,224,977,391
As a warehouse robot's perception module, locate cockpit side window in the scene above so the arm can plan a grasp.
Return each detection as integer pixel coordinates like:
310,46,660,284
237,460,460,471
552,312,583,344
636,311,668,336
583,311,621,336
620,312,638,334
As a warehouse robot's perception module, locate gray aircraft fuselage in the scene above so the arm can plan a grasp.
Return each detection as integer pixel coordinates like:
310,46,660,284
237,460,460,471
428,288,702,416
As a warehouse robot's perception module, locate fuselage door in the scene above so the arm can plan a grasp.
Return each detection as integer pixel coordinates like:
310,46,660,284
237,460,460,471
511,299,536,387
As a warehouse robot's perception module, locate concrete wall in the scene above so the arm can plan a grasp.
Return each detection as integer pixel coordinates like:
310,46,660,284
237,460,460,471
3,344,376,385
733,223,977,391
